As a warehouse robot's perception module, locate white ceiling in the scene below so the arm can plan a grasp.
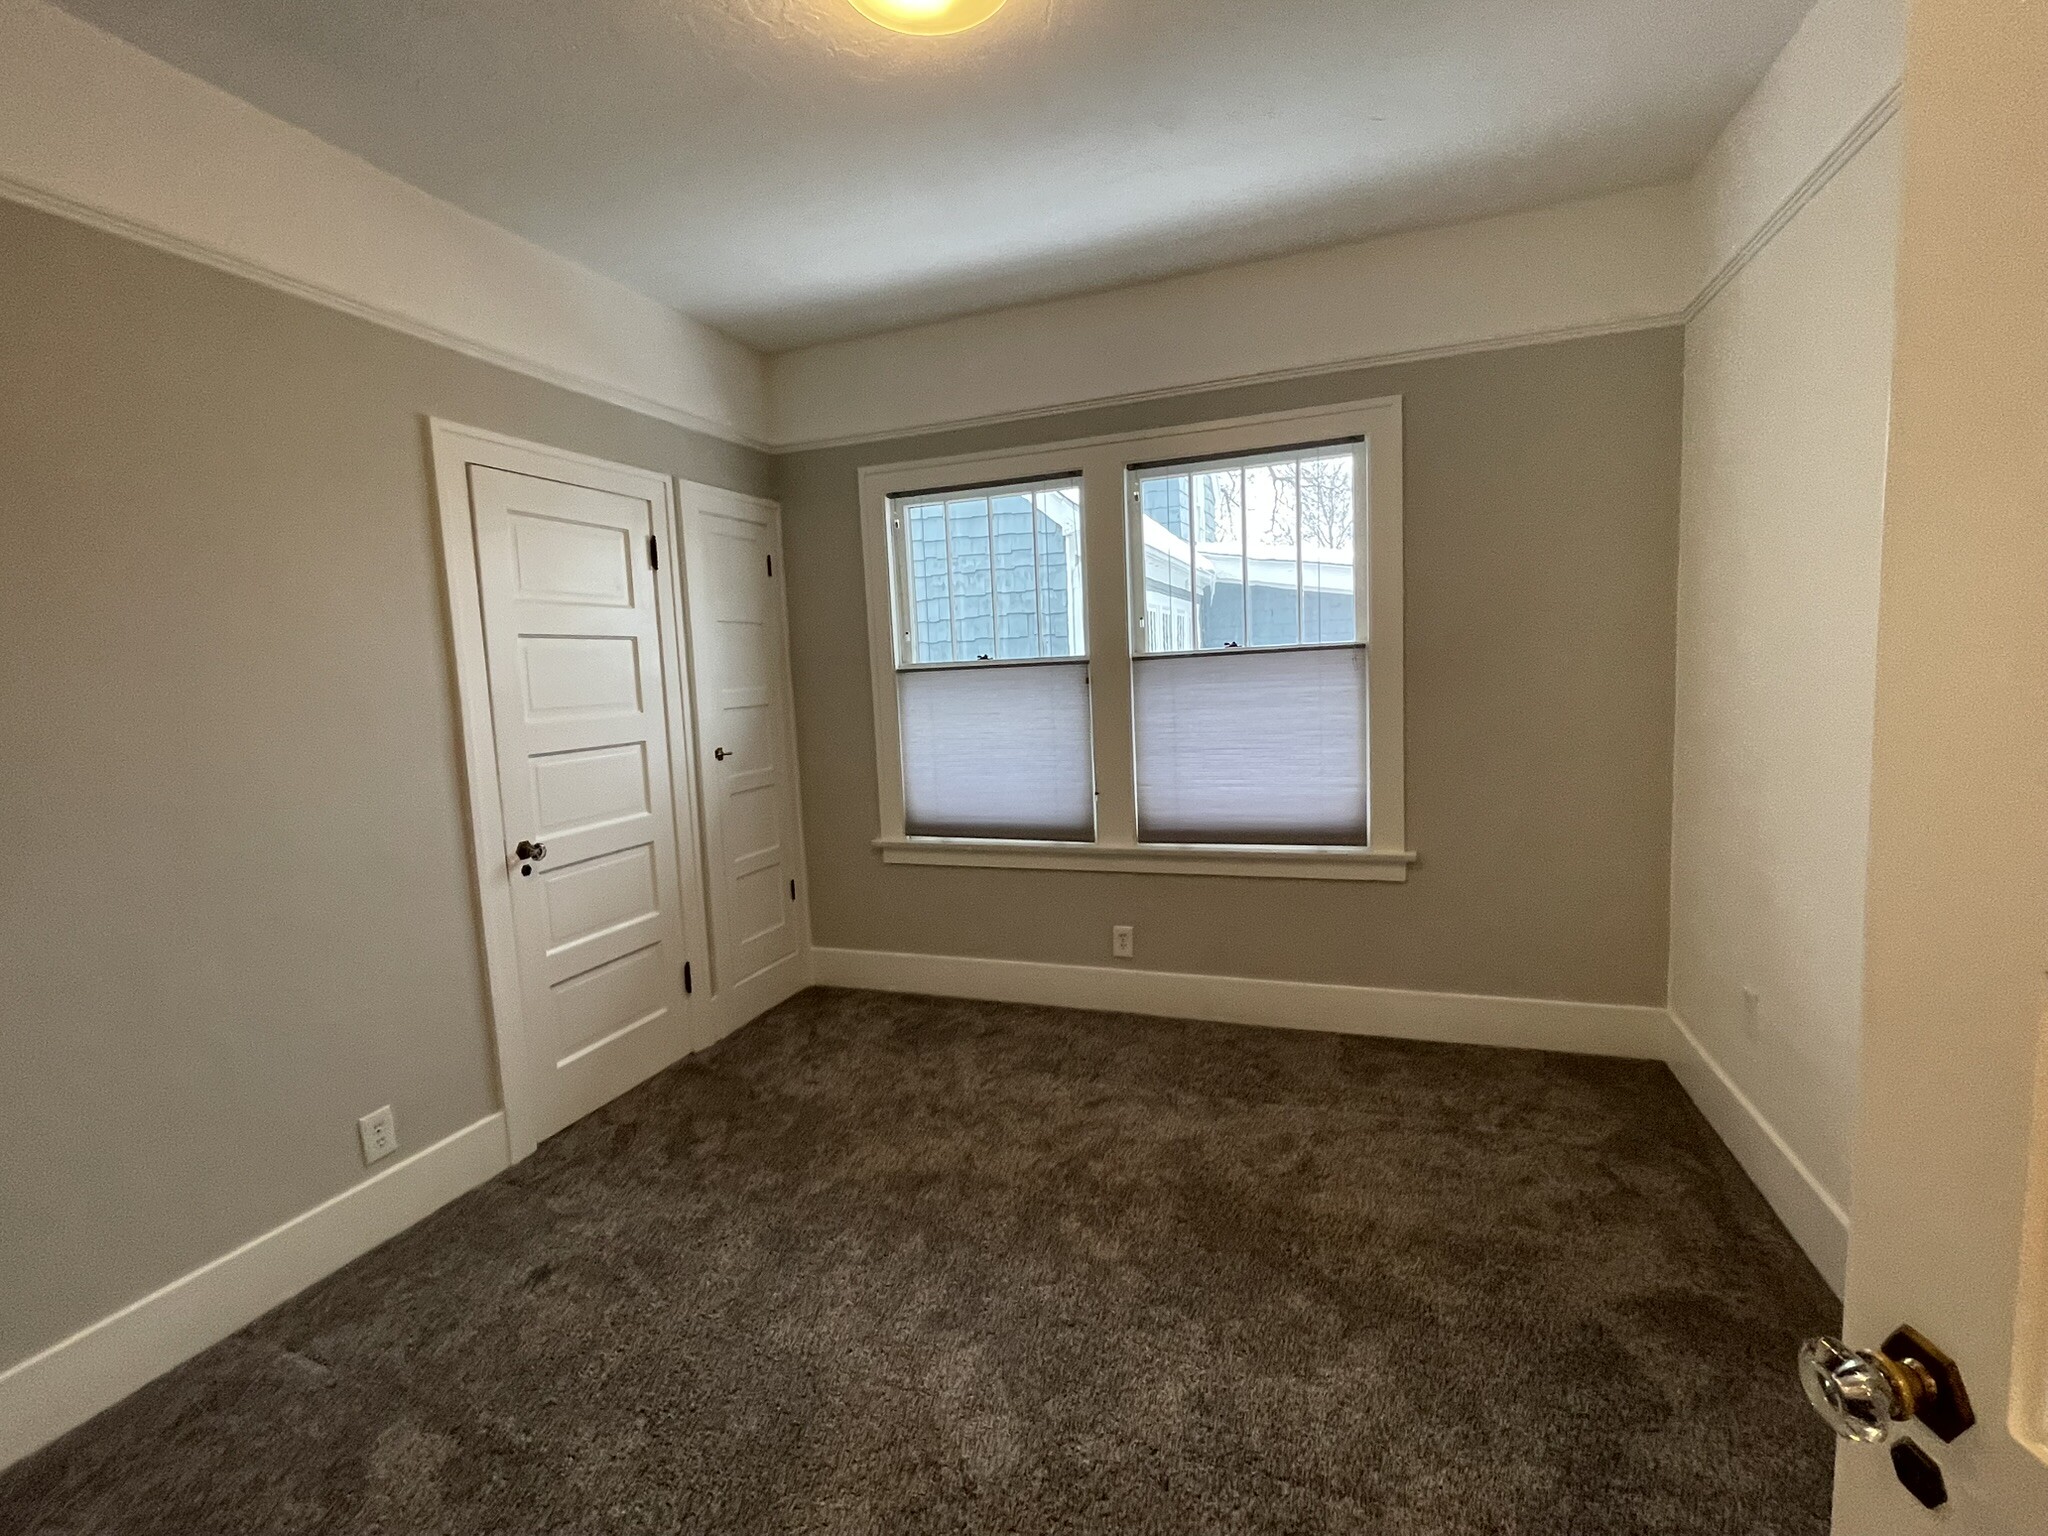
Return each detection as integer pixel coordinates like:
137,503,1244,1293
55,0,1815,352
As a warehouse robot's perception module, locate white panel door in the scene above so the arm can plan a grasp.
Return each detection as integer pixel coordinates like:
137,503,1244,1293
680,483,804,992
471,465,694,1141
1812,3,2048,1531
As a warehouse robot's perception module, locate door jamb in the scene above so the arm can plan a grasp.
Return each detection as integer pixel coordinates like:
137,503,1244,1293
428,418,705,1161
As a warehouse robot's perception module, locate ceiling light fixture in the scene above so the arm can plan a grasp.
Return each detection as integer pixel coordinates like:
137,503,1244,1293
847,0,1008,36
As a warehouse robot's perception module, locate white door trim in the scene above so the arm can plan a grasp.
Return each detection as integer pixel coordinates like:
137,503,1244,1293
429,419,708,1159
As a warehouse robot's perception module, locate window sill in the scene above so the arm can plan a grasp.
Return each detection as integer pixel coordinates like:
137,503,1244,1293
873,836,1415,882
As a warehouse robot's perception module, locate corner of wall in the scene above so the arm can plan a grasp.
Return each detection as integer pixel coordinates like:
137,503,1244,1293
1660,0,1908,1299
1686,0,1908,307
1663,1010,1850,1292
0,0,770,448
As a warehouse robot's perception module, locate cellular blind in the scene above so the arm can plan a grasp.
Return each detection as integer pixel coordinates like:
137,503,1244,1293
892,477,1094,843
1130,442,1368,847
1132,642,1368,847
899,661,1095,840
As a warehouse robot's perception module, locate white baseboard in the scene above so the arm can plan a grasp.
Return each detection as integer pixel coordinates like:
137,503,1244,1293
1662,1008,1849,1293
809,947,1669,1059
0,980,1847,1476
0,1111,510,1471
810,948,1850,1290
700,946,814,1052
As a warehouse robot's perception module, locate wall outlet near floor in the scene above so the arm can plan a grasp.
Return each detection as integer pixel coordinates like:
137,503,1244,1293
357,1105,399,1166
1111,924,1135,960
1741,987,1764,1040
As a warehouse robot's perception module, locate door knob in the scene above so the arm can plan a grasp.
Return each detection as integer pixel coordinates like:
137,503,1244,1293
515,839,548,863
1798,1325,1974,1445
714,747,731,761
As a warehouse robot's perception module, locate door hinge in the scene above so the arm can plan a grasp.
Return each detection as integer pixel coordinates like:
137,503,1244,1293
789,879,797,902
648,534,659,570
766,553,773,577
683,960,692,995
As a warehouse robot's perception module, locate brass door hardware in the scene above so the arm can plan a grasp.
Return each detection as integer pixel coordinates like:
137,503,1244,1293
1798,1324,1975,1445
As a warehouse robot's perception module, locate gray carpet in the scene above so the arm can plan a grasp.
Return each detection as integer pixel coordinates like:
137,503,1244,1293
2,988,1839,1534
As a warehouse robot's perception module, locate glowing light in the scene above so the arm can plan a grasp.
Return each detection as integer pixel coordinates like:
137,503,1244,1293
847,0,1008,36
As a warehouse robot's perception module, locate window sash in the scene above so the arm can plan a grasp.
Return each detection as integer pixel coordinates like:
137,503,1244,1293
1128,440,1365,658
888,475,1085,669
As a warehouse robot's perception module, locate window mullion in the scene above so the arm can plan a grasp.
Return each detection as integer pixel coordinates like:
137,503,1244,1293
1029,491,1045,656
984,495,998,661
1238,465,1249,648
1294,457,1306,643
1079,455,1135,849
892,506,911,663
940,497,960,664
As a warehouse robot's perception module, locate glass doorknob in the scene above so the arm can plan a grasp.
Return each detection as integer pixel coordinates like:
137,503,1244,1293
1798,1325,1975,1445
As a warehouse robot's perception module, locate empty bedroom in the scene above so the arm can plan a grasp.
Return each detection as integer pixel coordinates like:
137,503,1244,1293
2,0,2044,1531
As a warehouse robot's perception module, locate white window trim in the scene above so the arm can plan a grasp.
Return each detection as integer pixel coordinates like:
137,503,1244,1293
857,399,1410,882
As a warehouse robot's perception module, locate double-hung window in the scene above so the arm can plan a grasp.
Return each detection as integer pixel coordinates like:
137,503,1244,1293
859,400,1409,880
1129,444,1368,846
887,478,1095,841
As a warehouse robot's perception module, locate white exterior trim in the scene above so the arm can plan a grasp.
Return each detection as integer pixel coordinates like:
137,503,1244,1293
812,947,1667,1058
1664,1008,1850,1294
0,1,768,447
0,1112,509,1472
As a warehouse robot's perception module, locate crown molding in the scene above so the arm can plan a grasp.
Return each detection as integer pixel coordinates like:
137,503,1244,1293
770,311,1690,455
0,174,769,451
763,0,1905,453
1684,83,1904,326
0,0,769,450
765,79,1903,453
5,0,1900,458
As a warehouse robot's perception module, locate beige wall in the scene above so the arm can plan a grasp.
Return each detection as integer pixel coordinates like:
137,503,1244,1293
1668,120,1902,1220
778,330,1684,1006
0,196,768,1371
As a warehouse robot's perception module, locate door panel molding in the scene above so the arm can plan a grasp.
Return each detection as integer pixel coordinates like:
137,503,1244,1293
676,480,813,997
430,419,711,1159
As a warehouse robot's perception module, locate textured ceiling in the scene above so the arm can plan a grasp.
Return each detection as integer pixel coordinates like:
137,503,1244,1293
56,0,1815,351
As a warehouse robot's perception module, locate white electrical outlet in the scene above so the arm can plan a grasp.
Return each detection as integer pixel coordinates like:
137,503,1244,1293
1741,987,1763,1040
1112,924,1135,960
358,1105,399,1165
